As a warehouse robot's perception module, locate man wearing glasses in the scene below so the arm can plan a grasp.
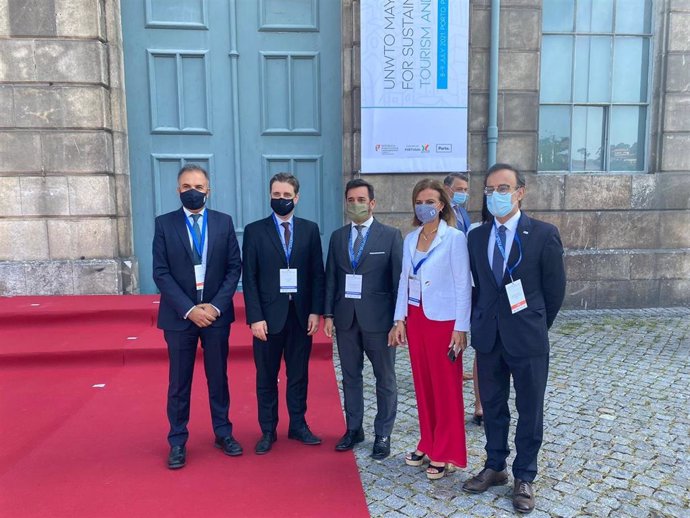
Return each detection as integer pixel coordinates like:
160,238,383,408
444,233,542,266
463,163,566,514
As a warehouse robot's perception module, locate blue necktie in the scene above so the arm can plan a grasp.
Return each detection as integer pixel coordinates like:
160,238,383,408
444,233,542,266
455,207,465,233
492,225,507,285
191,214,202,265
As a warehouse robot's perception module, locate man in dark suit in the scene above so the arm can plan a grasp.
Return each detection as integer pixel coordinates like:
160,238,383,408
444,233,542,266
152,164,243,469
443,172,471,234
324,179,402,460
463,163,566,514
242,172,325,454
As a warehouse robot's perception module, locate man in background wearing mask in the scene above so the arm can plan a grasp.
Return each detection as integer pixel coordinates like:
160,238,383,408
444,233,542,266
463,164,566,513
324,179,403,459
242,172,325,455
443,172,471,234
153,164,243,469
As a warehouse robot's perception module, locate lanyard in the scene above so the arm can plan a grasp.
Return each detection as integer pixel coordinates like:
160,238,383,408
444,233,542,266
493,221,522,281
184,210,208,261
412,245,438,276
349,226,370,272
272,213,293,266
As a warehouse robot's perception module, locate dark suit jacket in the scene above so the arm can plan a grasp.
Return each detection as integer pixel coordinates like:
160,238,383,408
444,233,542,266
324,219,403,334
242,215,325,333
153,207,242,331
468,212,566,357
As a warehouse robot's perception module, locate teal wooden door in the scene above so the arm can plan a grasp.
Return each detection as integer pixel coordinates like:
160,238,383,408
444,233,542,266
122,0,342,293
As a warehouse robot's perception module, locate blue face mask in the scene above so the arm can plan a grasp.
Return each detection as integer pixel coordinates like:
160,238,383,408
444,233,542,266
452,192,468,206
415,204,438,224
486,192,515,218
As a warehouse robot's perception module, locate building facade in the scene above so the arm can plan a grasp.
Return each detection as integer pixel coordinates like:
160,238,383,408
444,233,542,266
0,0,688,308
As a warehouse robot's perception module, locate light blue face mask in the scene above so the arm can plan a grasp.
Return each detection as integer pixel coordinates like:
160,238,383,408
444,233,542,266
452,192,468,206
415,204,438,224
486,192,515,218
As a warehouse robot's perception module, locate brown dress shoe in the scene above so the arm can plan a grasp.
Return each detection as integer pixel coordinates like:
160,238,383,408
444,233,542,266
462,467,509,493
513,479,535,514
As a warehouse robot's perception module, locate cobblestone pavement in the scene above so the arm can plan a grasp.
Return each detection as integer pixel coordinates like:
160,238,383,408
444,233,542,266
332,308,690,517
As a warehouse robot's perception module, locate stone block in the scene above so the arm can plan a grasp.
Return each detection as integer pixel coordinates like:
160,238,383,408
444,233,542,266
352,85,360,132
113,172,132,218
657,253,690,279
596,254,631,280
470,6,490,49
658,211,690,247
595,280,660,309
559,212,597,249
0,132,42,172
19,175,69,216
42,131,113,173
469,132,487,173
8,0,56,36
55,0,100,38
500,8,539,51
564,254,596,282
342,47,352,95
661,134,690,171
350,1,358,45
0,220,49,260
0,0,9,36
665,55,690,93
73,260,120,294
0,176,21,216
502,92,538,132
496,133,537,173
671,0,690,10
352,43,360,89
116,215,133,256
0,40,35,81
0,261,26,296
364,174,392,212
659,279,690,306
631,174,656,209
564,175,631,210
596,211,660,249
468,172,485,213
375,213,415,235
668,13,690,51
34,40,106,84
663,95,690,131
13,86,107,128
562,280,596,309
470,49,489,91
522,172,564,211
630,252,656,280
112,131,130,175
654,172,690,209
24,260,74,295
498,51,539,90
0,86,14,126
47,218,116,259
68,175,116,215
469,93,488,131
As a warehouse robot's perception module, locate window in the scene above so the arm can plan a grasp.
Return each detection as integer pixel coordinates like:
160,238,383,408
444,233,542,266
538,0,652,172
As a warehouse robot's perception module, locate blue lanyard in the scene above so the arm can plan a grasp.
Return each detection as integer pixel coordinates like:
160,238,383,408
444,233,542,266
493,222,522,281
272,213,293,265
412,246,438,276
349,226,370,272
184,211,207,261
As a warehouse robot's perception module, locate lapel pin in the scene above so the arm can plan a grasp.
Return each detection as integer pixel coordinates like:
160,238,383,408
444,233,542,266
523,231,529,234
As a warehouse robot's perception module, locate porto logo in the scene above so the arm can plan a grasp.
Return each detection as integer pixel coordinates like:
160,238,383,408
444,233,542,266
421,144,430,153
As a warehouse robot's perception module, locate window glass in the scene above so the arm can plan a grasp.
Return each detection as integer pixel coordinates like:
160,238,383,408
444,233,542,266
571,106,605,171
543,0,575,32
574,36,611,103
612,37,649,102
540,36,574,103
538,106,571,171
615,0,652,34
609,107,646,171
576,0,613,32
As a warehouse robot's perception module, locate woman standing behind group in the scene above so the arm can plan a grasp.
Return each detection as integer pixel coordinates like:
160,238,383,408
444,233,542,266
391,179,473,479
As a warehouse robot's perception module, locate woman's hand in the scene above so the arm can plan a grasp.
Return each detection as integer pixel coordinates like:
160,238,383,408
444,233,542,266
391,320,407,346
449,331,467,356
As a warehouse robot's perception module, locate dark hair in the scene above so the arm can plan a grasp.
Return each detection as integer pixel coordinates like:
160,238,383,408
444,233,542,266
269,172,300,194
484,163,525,188
443,172,469,187
411,178,457,228
481,193,493,224
178,163,209,180
345,179,375,200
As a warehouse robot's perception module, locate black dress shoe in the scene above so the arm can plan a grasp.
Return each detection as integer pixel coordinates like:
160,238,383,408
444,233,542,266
214,435,243,456
371,435,391,460
335,429,364,451
167,445,186,469
255,432,277,455
287,426,322,445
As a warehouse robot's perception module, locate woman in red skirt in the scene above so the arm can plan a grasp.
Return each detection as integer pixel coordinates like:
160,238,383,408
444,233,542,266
392,179,473,480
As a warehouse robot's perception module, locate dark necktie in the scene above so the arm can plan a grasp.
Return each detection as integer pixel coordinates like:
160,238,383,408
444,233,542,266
353,225,364,253
492,225,507,285
191,214,202,265
455,207,465,233
281,222,291,250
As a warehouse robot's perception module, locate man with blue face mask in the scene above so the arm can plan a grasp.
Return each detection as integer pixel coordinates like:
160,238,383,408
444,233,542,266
443,173,471,235
463,163,566,514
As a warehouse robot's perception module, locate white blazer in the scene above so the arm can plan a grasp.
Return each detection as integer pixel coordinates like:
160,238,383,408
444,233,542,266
394,219,472,331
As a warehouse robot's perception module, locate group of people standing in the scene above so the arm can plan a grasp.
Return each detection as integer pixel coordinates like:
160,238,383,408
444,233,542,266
153,162,566,514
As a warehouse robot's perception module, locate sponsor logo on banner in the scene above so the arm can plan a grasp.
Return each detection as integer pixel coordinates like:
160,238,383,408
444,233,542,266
436,144,452,153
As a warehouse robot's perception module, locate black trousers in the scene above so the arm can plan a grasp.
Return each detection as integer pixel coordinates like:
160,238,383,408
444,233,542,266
164,325,232,447
337,314,397,436
476,333,549,482
253,302,312,434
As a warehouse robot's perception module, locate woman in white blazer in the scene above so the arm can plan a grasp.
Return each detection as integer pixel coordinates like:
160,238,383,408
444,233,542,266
392,179,472,480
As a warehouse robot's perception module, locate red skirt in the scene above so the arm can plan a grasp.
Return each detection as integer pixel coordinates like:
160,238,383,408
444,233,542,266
406,304,467,467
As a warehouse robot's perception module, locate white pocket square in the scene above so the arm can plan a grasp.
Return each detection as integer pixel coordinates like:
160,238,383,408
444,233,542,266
369,251,386,255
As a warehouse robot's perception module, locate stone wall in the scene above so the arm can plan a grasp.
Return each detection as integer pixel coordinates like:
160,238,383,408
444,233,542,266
0,0,135,295
342,0,690,308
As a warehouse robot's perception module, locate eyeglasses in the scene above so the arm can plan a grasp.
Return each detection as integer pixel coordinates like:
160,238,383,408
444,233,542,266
483,185,519,196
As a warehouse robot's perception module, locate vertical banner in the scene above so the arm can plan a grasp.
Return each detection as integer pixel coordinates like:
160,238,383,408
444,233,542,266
360,0,469,173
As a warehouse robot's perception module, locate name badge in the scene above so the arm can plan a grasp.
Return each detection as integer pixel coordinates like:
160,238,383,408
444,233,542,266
280,268,298,293
408,278,421,307
505,279,527,314
194,264,205,291
345,274,363,299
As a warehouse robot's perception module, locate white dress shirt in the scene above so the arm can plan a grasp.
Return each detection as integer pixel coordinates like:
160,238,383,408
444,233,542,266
182,206,220,318
349,215,374,243
274,213,294,254
488,209,521,277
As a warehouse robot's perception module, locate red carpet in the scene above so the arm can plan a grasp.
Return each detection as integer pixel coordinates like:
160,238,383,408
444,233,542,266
0,296,369,518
